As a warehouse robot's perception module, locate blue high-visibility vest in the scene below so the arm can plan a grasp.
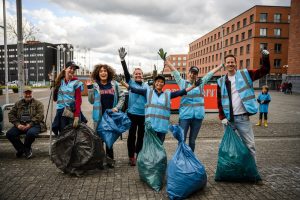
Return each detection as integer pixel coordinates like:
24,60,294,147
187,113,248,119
217,69,257,120
179,81,205,119
127,80,148,115
145,89,171,134
56,79,83,109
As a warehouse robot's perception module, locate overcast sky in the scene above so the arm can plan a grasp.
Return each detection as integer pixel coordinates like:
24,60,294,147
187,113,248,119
1,0,291,73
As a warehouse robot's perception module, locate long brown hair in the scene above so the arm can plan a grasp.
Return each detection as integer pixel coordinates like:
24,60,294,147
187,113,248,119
53,70,65,101
91,64,116,82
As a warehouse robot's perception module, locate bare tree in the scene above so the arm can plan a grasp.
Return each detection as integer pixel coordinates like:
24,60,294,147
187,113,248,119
6,16,39,42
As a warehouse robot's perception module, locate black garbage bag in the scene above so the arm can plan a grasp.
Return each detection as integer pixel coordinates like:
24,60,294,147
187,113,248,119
51,123,105,176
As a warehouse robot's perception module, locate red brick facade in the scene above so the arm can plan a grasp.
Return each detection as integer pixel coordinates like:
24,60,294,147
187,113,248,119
162,54,188,75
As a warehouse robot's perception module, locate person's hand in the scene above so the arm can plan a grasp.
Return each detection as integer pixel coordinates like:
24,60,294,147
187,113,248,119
158,48,167,61
261,49,269,57
73,117,79,128
111,108,118,112
23,124,31,131
221,118,229,125
261,100,264,104
17,124,26,131
86,79,93,86
118,47,127,61
194,78,202,87
114,75,123,83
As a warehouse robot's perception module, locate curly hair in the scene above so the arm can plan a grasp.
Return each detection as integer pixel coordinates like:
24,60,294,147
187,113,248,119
91,64,116,82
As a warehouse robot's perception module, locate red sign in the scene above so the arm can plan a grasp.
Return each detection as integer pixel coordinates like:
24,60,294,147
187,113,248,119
163,81,218,112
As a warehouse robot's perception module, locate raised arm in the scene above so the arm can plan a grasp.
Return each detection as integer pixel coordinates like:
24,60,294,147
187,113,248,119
119,80,147,97
119,47,131,83
201,64,223,86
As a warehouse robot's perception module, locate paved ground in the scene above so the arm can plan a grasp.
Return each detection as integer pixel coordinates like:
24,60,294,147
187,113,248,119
0,90,300,199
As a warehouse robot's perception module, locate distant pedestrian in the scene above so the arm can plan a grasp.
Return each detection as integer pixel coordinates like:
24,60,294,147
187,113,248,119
287,82,293,94
52,61,85,136
256,85,271,127
6,86,44,159
87,64,125,168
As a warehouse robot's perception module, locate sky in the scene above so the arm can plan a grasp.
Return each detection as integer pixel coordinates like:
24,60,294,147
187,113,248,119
0,0,291,73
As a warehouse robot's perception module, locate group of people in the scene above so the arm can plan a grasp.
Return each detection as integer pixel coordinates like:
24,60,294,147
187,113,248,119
280,81,293,94
5,47,270,178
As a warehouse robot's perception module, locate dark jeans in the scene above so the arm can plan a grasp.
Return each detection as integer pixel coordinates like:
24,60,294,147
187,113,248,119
259,112,268,120
179,118,203,152
6,125,41,153
127,113,145,158
52,108,87,135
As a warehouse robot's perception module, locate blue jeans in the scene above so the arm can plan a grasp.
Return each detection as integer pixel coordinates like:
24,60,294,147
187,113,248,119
228,114,256,160
179,118,203,152
6,125,41,153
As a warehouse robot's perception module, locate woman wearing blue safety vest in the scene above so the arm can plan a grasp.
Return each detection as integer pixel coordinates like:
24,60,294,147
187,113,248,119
159,48,223,152
52,61,85,136
121,74,199,143
118,47,149,166
87,64,125,168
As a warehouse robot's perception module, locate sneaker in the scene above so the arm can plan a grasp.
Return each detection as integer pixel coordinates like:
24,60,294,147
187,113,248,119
16,151,24,158
129,157,136,166
25,149,32,159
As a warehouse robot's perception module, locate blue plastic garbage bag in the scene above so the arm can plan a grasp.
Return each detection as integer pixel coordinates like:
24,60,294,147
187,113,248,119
215,125,261,182
167,125,207,200
97,110,131,149
137,122,167,191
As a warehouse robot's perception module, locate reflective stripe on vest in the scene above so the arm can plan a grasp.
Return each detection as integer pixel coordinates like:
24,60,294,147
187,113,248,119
145,89,171,133
178,81,205,119
56,79,83,109
217,69,258,120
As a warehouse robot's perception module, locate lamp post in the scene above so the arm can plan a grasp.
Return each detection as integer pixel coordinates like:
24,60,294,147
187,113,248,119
1,0,9,104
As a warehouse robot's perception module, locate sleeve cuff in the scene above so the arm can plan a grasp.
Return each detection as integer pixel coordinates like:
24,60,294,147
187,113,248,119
87,85,93,89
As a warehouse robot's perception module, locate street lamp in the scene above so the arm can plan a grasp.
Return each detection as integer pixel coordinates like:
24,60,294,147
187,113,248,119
1,0,9,104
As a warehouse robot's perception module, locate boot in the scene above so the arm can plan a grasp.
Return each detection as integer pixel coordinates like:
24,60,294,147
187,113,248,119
264,120,268,127
256,120,262,126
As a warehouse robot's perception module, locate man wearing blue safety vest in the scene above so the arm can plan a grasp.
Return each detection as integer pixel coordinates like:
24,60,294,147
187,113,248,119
217,49,270,161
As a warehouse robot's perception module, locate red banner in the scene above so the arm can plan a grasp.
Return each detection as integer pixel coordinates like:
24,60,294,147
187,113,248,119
163,82,218,112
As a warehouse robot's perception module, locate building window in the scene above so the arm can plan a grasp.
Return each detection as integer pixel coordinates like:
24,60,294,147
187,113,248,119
260,28,267,37
236,35,239,42
213,44,215,51
229,50,232,54
218,32,220,38
226,27,230,35
231,24,235,32
274,59,281,68
230,37,233,45
241,32,245,40
214,34,216,40
240,46,244,55
217,43,219,49
237,21,240,29
260,13,268,22
225,39,228,47
274,13,281,23
260,43,268,50
240,60,243,68
243,18,247,27
216,54,218,61
234,48,237,56
246,59,250,68
250,14,254,23
274,43,282,53
172,57,176,61
288,14,290,23
248,29,252,38
178,57,181,61
274,28,281,37
246,44,251,54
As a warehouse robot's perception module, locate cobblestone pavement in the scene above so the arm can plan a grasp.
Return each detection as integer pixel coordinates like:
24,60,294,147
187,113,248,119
0,91,300,199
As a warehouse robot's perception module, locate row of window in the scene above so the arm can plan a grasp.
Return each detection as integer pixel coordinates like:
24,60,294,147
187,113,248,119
260,28,281,37
171,56,187,61
0,67,45,70
0,54,45,58
172,62,186,66
0,47,44,52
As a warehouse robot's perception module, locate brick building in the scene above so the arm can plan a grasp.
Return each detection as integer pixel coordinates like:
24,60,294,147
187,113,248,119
287,0,300,93
162,54,188,79
188,5,290,88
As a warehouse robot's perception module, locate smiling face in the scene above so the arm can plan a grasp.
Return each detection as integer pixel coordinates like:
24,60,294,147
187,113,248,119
188,71,198,82
154,79,165,91
133,68,143,82
225,56,237,75
23,91,33,102
99,67,108,81
65,66,77,80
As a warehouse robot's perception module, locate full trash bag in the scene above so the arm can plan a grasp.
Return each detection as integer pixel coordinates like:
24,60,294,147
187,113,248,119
97,110,131,149
137,122,167,191
51,123,105,176
215,125,261,182
167,125,207,200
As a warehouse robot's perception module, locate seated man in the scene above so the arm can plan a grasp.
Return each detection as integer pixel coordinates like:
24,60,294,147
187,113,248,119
6,86,44,159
